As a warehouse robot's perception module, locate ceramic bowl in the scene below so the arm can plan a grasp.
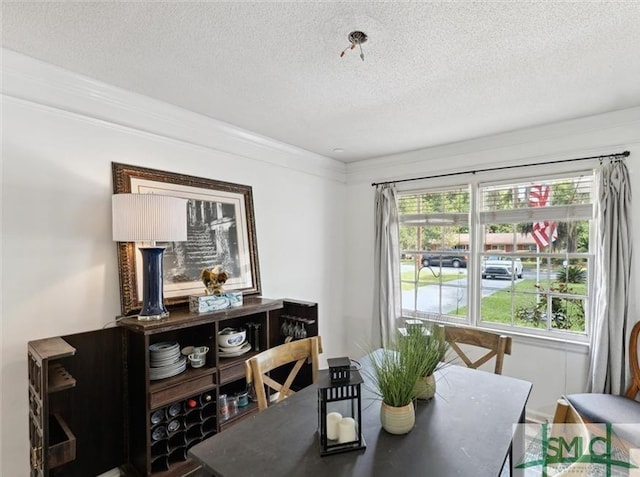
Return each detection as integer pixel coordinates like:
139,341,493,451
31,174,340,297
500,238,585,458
218,328,247,348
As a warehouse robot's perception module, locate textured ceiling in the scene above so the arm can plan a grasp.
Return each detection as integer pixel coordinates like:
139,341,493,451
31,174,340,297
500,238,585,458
3,1,640,162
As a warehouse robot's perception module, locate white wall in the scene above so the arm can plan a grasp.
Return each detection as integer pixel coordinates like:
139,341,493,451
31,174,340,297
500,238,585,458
344,107,640,420
0,51,347,476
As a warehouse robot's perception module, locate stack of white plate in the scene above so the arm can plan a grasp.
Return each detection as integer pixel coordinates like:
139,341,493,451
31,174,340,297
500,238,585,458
218,341,252,358
149,341,187,380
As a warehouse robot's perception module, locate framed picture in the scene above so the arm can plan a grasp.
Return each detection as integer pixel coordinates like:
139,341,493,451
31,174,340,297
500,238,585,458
112,163,261,316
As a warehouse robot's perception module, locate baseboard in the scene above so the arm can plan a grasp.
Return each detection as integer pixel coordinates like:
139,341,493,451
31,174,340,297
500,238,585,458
526,409,552,424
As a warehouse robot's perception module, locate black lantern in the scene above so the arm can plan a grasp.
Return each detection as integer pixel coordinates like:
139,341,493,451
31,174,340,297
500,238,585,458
318,358,366,456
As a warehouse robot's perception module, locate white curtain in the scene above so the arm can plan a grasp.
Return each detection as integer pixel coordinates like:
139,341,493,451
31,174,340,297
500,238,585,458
372,184,401,348
588,159,635,394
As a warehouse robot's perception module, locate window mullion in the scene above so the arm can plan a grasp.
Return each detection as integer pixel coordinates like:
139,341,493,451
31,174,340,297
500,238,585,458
470,182,480,328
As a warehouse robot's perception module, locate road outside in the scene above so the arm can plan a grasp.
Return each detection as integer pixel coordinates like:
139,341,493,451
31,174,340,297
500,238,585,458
401,264,529,314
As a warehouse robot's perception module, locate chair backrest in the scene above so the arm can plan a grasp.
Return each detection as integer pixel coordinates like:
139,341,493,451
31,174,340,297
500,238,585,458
245,336,322,411
625,320,640,399
443,326,512,375
551,398,592,477
552,397,586,425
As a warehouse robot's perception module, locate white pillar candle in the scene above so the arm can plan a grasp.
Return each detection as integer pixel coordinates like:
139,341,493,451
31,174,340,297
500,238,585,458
338,417,356,443
326,412,343,441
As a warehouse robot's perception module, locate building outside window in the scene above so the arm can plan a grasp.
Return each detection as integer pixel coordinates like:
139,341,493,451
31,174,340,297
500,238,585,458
398,171,593,339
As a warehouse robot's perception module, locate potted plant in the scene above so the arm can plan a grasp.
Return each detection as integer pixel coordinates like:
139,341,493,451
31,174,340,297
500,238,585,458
403,324,448,400
367,327,439,435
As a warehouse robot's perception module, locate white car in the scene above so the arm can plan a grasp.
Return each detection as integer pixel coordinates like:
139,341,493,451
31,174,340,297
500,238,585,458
481,256,523,279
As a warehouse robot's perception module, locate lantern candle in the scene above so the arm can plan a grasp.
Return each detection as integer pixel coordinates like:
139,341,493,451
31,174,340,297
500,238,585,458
326,412,343,440
338,417,356,443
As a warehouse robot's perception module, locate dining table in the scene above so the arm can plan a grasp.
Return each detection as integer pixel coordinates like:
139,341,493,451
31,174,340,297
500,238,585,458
189,350,532,477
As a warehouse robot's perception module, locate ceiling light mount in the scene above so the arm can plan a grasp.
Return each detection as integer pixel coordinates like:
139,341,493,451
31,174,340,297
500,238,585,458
340,30,368,61
348,31,368,46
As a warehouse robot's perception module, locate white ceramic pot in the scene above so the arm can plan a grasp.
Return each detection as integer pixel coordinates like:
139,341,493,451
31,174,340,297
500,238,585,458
415,374,436,400
380,401,415,435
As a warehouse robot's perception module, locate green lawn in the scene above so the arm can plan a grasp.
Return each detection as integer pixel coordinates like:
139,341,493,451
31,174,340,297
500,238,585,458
400,265,465,291
451,279,587,332
402,259,587,332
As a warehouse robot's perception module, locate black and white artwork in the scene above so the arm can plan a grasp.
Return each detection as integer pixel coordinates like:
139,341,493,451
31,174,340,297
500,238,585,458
163,199,240,284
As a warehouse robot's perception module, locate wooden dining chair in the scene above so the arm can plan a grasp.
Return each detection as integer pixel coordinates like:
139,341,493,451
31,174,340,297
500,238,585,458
443,325,512,375
245,336,322,411
553,320,640,448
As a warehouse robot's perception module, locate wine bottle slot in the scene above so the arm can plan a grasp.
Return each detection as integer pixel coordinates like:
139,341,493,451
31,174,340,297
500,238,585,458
167,402,184,418
151,439,169,457
168,430,187,448
185,398,200,411
186,424,204,443
150,408,166,426
202,416,217,435
151,454,169,473
167,418,182,434
150,424,167,442
201,402,217,419
185,409,203,425
199,392,215,406
168,445,188,463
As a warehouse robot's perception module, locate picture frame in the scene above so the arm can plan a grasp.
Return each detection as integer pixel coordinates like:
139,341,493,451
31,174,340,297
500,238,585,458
112,163,261,316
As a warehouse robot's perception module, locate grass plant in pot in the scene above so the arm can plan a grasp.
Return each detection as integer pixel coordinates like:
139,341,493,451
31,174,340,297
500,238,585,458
367,329,435,435
405,324,448,401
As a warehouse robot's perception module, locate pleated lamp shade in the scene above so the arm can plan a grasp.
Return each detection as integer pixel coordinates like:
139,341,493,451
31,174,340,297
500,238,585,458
112,193,188,243
112,193,188,320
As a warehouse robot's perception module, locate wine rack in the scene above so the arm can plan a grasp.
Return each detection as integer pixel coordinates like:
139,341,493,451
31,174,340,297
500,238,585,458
149,391,217,473
27,337,77,476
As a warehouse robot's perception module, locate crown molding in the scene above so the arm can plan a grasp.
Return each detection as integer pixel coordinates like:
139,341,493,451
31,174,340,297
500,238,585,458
1,49,346,183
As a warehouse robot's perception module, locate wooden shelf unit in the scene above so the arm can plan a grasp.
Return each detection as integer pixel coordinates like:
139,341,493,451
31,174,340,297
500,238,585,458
28,298,318,476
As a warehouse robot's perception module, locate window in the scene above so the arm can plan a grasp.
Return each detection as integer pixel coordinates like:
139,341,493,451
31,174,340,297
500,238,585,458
398,171,593,339
398,187,470,319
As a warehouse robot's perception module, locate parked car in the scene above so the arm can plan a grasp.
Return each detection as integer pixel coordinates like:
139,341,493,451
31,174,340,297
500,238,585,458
421,249,468,269
481,256,523,279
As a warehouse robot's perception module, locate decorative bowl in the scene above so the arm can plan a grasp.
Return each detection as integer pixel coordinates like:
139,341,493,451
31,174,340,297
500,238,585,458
218,328,247,348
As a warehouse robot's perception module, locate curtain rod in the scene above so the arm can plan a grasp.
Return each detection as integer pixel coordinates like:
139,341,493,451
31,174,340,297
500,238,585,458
371,150,630,187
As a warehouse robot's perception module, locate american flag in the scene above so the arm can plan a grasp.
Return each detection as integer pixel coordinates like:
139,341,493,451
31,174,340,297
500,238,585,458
529,184,557,249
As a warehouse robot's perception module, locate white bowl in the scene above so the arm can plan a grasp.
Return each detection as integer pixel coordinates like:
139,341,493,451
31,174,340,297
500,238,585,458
218,328,247,348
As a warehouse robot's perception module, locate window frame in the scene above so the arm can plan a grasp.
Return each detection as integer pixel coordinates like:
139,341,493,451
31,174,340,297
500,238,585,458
397,168,595,343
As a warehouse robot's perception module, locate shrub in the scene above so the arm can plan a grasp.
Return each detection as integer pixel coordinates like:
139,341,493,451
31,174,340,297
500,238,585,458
516,281,585,330
555,265,586,284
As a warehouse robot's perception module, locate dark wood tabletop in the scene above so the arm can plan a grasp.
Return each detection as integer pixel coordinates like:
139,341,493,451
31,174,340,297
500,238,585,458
189,351,532,477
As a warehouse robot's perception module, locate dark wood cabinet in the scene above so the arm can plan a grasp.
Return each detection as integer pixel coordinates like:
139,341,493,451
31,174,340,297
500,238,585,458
27,298,318,476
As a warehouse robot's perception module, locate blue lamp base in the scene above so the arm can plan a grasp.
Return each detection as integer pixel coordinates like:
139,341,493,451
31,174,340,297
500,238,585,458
139,247,169,321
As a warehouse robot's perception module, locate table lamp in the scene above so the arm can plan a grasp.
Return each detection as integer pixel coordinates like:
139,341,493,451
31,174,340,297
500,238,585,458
112,193,188,320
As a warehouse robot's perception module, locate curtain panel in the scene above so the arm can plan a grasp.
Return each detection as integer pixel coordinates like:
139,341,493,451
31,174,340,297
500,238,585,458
373,184,401,348
588,160,635,394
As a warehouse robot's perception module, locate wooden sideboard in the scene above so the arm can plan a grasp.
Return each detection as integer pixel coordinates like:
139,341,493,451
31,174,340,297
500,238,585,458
27,298,318,476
